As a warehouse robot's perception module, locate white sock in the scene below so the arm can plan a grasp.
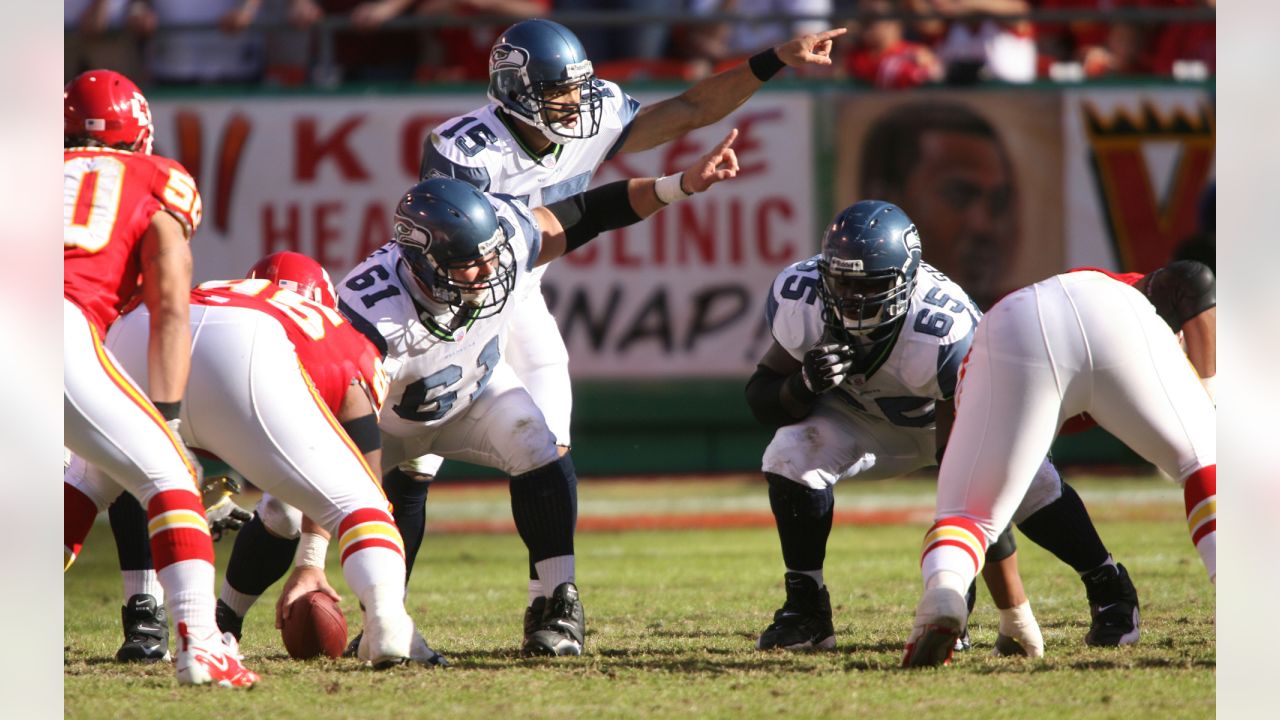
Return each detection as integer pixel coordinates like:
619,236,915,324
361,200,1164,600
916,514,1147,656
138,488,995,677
924,569,969,595
122,569,164,605
342,545,407,617
787,568,824,588
527,578,543,607
1196,532,1216,582
218,580,260,618
534,555,575,597
158,559,216,638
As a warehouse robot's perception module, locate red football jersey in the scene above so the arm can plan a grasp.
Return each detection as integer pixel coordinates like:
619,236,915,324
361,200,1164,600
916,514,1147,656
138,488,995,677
64,147,202,334
191,280,388,415
1059,267,1146,435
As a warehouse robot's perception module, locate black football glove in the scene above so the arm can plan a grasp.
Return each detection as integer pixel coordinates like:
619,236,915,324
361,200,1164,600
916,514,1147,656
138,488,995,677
207,497,253,542
800,342,853,394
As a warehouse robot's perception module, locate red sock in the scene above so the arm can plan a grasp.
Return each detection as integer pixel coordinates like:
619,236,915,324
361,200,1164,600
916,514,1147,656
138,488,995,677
146,489,215,570
64,483,100,570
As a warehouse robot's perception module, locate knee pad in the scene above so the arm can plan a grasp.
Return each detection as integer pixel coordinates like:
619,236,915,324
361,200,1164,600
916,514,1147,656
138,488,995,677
765,472,834,520
984,525,1018,563
256,494,303,539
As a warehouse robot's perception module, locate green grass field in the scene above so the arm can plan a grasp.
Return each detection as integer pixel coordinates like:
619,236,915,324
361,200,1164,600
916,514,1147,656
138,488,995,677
65,474,1214,719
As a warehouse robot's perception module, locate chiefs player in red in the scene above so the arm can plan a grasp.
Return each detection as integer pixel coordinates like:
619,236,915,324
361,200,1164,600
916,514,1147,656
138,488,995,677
63,70,258,687
67,252,447,668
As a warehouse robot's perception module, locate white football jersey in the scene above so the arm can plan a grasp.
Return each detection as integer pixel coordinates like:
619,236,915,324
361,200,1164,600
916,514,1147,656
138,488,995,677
337,194,541,439
419,79,640,289
766,257,981,428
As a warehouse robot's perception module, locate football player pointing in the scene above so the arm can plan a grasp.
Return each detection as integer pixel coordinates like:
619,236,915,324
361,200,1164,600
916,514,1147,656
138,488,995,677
401,17,845,622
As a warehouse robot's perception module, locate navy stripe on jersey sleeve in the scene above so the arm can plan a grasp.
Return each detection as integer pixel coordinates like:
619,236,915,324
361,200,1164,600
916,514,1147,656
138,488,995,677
604,96,642,160
493,193,541,271
419,142,492,190
338,299,388,359
936,329,974,400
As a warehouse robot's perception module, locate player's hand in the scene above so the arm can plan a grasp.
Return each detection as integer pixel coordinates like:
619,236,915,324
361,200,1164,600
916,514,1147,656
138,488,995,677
680,128,740,194
206,496,253,542
801,343,853,394
776,27,847,68
276,566,342,629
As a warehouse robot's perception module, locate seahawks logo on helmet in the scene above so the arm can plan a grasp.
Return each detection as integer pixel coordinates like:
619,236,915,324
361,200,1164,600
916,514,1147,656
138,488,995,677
393,220,432,251
490,44,530,73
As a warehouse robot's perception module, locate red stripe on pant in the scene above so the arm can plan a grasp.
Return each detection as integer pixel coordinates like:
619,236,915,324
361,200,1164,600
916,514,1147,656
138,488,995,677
341,536,405,565
147,490,215,569
1183,465,1216,514
1191,519,1216,546
64,484,99,565
338,507,398,537
922,538,982,574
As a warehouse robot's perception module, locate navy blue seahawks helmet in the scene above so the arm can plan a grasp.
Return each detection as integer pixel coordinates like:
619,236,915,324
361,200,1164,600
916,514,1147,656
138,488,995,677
393,178,516,318
487,19,602,144
818,200,922,339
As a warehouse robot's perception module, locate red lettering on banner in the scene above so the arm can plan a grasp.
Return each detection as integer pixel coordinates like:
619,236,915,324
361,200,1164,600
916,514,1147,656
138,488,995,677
401,115,454,178
677,200,716,264
313,202,343,268
756,198,795,263
733,109,781,179
356,202,392,262
611,226,643,267
728,198,744,265
660,134,703,176
262,203,301,254
295,117,369,182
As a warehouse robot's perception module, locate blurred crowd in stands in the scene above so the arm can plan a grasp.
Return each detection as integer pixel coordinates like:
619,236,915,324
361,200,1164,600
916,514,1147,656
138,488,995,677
64,0,1215,87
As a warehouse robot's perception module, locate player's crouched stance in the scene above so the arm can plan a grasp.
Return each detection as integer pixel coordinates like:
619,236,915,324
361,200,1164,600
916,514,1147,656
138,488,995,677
68,256,443,670
903,271,1216,668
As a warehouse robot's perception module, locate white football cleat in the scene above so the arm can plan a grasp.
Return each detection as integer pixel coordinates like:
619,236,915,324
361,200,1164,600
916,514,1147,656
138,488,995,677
902,586,968,668
174,622,259,688
357,611,413,669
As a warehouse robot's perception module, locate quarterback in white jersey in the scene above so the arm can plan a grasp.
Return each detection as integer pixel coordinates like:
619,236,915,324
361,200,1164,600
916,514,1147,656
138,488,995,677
405,16,848,613
746,200,1059,656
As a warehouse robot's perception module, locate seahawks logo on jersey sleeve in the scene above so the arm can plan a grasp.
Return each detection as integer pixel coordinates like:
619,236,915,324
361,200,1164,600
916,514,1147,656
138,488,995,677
765,256,824,362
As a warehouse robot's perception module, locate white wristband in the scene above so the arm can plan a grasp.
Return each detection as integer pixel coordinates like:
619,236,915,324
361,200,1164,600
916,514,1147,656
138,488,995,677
294,532,329,569
654,173,692,205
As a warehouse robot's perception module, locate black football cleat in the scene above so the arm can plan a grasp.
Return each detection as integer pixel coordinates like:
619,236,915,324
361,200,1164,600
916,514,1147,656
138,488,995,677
522,596,548,645
343,631,363,658
214,599,244,642
522,583,585,656
756,573,836,651
1083,563,1141,646
115,594,171,662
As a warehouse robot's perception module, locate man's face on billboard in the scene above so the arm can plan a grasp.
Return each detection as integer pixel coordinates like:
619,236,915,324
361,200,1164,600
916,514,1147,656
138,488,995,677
898,129,1015,304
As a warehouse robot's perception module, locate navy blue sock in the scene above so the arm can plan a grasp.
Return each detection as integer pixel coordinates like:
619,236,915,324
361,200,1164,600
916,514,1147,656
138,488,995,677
108,491,152,572
1017,482,1110,573
224,512,297,599
509,454,578,564
384,467,430,583
765,472,834,572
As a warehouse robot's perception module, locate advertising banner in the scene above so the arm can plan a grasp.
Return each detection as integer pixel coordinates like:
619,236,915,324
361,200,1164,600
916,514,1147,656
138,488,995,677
833,91,1065,309
150,91,815,379
1061,88,1215,271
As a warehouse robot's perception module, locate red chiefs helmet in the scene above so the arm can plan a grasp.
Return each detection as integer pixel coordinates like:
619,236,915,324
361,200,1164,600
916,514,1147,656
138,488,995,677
248,252,338,308
64,69,154,154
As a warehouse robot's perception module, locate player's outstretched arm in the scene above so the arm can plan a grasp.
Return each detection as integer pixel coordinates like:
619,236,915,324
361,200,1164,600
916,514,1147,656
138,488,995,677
140,210,193,415
618,27,846,154
532,128,740,267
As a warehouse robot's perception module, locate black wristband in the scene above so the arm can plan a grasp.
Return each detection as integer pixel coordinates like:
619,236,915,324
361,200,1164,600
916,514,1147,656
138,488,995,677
749,47,786,82
340,414,382,454
153,401,181,422
785,371,818,404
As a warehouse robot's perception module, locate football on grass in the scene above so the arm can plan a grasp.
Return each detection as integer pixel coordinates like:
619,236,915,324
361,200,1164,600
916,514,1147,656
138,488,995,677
281,591,348,660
